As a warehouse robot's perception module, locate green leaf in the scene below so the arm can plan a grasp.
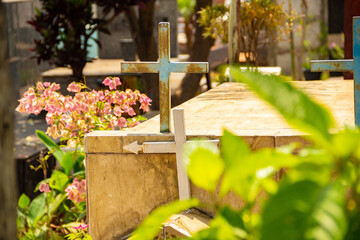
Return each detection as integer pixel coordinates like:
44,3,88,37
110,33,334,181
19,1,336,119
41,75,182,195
49,232,65,240
61,152,75,175
49,193,67,216
220,130,298,198
134,115,147,122
220,206,244,227
261,180,347,240
220,129,250,196
345,209,360,240
191,208,247,240
36,130,64,162
184,140,224,192
73,153,86,173
49,170,69,191
18,193,30,210
28,193,46,226
131,199,200,240
229,68,334,145
331,129,360,159
221,129,250,169
217,206,248,239
286,161,332,186
190,226,229,240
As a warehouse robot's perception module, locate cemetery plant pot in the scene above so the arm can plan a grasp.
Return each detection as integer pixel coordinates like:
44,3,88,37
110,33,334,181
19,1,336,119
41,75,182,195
303,69,321,81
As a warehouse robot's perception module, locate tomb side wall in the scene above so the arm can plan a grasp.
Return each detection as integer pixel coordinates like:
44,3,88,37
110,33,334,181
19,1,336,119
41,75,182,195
85,132,277,239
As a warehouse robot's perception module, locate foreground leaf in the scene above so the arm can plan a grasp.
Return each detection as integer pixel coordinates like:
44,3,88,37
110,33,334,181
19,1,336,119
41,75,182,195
220,129,298,199
36,130,64,162
49,170,69,191
191,207,247,240
184,141,224,192
18,193,30,210
61,152,75,175
261,180,347,240
131,199,200,240
28,193,46,227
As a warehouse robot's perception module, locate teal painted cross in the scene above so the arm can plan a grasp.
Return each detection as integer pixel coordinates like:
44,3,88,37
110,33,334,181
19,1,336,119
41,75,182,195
311,16,360,125
120,22,209,133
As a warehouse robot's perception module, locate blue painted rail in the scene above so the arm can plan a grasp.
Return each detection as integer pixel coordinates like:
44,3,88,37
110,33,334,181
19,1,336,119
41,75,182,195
120,22,209,133
311,16,360,125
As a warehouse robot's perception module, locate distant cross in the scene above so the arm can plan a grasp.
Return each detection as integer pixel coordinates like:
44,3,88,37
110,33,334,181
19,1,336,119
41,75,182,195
121,22,209,133
311,16,360,125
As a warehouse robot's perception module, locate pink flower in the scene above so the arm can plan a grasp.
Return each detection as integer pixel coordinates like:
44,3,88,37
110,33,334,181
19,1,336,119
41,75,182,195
43,82,51,87
331,42,336,48
109,118,118,129
39,183,50,193
67,82,81,93
114,77,121,86
113,106,123,116
65,178,86,204
102,77,122,90
73,224,88,230
140,94,152,112
46,125,61,139
50,83,60,91
46,115,54,125
102,77,111,86
103,103,112,114
36,82,44,91
108,81,116,90
128,107,135,116
117,117,127,128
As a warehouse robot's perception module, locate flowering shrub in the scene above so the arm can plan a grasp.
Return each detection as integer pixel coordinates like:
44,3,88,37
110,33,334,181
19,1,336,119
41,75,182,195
16,77,151,148
16,77,151,239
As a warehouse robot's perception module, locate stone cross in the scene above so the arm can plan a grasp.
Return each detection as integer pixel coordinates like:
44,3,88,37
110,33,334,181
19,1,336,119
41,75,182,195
123,108,219,199
311,16,360,125
120,22,209,133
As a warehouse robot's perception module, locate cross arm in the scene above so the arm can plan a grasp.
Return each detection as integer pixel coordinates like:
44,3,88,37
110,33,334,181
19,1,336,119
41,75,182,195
170,62,209,73
121,62,159,73
311,59,354,72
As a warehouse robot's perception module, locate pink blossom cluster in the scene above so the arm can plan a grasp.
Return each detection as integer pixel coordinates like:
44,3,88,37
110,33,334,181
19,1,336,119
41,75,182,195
16,77,152,147
65,178,86,204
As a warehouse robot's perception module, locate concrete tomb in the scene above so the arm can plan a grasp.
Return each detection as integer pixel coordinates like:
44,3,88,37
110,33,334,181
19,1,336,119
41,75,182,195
85,80,354,239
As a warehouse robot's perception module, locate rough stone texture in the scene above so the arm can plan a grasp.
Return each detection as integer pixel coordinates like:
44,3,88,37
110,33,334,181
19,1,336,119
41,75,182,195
97,0,178,59
86,153,179,239
85,81,354,239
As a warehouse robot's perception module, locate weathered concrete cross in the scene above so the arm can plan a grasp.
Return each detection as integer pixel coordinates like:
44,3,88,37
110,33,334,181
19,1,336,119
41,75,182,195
311,16,360,125
121,22,209,133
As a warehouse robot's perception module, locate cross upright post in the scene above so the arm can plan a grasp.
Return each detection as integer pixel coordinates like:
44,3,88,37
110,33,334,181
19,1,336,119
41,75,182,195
311,16,360,125
120,22,209,133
